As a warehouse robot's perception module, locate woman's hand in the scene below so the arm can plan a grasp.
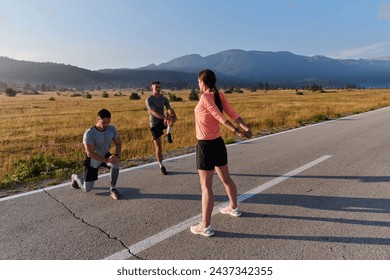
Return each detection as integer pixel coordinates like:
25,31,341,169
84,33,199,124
244,129,252,138
235,129,251,139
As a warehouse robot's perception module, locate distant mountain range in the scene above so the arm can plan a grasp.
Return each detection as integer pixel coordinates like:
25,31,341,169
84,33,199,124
1,49,390,89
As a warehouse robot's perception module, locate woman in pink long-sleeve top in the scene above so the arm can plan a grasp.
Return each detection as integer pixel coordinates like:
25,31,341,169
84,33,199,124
190,69,252,237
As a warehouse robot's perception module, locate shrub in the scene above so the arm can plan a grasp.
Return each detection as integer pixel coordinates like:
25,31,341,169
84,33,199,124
310,83,322,92
188,89,199,101
0,173,13,188
70,93,82,97
4,87,17,97
102,92,109,98
130,92,141,100
168,92,183,102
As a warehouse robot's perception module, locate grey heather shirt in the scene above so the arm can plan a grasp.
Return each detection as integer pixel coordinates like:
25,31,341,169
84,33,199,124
145,94,171,127
83,125,119,168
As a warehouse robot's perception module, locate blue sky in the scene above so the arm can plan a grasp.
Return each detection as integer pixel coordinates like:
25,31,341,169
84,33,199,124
1,0,390,70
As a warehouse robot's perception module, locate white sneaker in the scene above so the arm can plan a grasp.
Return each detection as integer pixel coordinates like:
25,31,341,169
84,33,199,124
109,188,121,200
219,206,242,217
71,174,80,189
190,223,214,237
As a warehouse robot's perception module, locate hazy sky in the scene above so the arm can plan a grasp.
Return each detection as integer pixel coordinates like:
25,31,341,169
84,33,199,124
1,0,390,70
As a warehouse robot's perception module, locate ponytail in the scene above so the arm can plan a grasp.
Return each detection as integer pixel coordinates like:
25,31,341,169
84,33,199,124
198,69,223,112
212,88,223,113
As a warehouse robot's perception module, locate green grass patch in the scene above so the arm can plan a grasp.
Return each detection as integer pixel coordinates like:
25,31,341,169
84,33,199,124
0,155,80,189
311,114,329,122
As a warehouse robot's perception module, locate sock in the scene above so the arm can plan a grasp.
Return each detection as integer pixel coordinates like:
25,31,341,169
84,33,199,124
167,126,172,134
110,167,119,187
158,161,163,168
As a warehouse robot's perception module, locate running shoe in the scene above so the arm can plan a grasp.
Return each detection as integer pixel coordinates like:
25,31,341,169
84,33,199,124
109,188,121,200
160,166,167,175
190,223,214,237
165,133,173,143
71,174,80,189
219,206,242,217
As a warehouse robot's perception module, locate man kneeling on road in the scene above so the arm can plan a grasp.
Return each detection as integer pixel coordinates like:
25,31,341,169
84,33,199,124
71,109,122,200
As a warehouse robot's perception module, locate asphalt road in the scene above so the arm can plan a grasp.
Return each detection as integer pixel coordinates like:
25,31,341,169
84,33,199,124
1,107,390,260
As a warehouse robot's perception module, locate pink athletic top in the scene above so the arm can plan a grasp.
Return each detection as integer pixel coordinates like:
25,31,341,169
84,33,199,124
194,91,240,140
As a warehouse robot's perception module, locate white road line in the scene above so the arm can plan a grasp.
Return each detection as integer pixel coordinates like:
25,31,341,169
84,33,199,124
105,155,332,260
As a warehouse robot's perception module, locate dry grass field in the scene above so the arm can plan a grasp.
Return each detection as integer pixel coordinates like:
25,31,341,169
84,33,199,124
2,88,390,192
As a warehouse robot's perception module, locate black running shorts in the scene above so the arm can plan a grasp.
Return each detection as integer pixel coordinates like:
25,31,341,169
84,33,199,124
196,137,228,170
83,153,111,182
150,119,167,140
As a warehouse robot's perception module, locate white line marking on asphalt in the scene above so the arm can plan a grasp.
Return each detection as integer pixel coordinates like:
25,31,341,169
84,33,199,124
104,155,332,260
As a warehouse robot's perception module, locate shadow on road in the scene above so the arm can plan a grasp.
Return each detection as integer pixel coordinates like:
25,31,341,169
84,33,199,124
215,230,390,245
231,173,390,183
245,193,390,214
95,187,228,202
243,212,390,227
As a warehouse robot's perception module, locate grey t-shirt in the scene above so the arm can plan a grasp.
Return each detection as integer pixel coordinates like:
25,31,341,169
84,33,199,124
146,95,171,127
83,125,119,168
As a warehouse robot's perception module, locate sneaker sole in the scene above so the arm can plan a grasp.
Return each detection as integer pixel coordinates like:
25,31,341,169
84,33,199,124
220,209,242,217
190,226,214,237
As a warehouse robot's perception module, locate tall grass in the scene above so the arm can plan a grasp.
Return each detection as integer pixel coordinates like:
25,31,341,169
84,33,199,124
1,88,390,190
